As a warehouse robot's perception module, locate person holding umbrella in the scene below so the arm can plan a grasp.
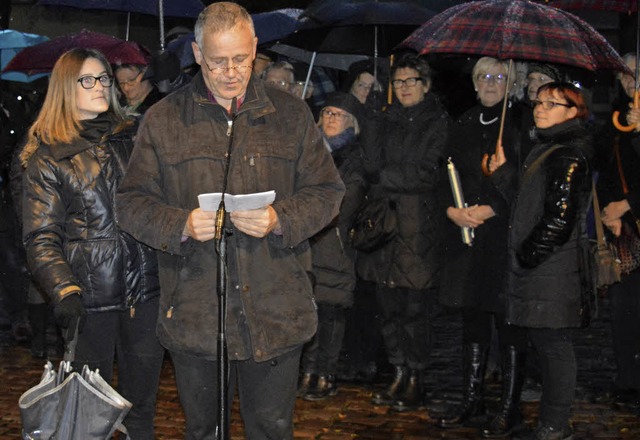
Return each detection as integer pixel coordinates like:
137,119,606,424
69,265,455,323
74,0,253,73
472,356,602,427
20,48,164,439
358,53,449,412
437,57,529,437
489,82,594,440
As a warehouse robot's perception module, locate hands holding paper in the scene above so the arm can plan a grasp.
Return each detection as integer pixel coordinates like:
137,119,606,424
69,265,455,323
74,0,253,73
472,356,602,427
183,206,281,241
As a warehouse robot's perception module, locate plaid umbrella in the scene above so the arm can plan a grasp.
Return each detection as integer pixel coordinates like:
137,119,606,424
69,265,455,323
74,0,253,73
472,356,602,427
399,0,629,73
2,29,150,75
533,0,636,13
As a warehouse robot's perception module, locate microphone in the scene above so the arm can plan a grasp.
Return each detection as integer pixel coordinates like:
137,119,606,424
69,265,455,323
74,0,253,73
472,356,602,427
214,97,238,241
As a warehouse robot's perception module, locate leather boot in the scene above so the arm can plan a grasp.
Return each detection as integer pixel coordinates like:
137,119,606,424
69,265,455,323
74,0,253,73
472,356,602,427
391,369,424,412
371,365,408,406
297,372,315,397
303,375,338,401
438,343,488,428
482,346,526,438
28,304,47,359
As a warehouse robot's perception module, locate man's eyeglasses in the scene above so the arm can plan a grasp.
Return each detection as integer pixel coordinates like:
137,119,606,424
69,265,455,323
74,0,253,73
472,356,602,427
77,75,114,89
391,77,423,89
476,73,507,84
321,109,349,120
201,57,252,75
266,80,291,88
531,100,573,110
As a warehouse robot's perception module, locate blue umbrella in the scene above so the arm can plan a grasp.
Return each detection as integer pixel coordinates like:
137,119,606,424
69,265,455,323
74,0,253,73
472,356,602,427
0,30,50,83
166,9,304,69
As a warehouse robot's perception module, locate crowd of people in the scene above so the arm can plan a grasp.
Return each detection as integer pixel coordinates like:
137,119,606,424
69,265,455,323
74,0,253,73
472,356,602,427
1,2,639,440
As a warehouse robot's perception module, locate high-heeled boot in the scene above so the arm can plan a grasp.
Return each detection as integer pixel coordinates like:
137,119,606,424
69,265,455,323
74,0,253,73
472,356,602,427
371,365,408,406
303,375,338,401
391,369,424,412
482,346,526,438
438,343,488,428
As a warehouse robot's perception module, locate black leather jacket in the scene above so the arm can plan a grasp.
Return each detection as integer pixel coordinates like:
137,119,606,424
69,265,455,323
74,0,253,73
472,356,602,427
21,113,159,313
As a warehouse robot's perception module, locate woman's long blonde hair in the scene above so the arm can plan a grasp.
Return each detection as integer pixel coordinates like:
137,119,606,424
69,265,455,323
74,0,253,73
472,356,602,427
24,48,125,152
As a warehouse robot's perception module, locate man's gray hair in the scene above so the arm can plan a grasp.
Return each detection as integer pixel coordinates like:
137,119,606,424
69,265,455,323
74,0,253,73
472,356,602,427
194,2,255,48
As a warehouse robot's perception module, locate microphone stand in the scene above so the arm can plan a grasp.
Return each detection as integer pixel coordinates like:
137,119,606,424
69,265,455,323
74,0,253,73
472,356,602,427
215,97,237,440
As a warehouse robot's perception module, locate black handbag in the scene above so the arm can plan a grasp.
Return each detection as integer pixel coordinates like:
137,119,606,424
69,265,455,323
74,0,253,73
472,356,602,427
349,197,397,252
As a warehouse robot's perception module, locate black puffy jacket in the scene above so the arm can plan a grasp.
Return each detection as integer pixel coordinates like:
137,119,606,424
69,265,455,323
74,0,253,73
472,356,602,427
21,113,159,313
494,119,593,329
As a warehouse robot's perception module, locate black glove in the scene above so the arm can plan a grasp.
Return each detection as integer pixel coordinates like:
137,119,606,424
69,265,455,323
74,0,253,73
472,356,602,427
54,293,87,342
150,51,181,84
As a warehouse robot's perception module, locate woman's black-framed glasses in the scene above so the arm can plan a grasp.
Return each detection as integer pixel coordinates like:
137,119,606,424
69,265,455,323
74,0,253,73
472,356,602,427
531,100,573,110
391,77,423,89
77,75,114,89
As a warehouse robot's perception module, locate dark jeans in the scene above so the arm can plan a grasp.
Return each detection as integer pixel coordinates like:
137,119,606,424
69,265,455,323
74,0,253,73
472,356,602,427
609,271,640,390
73,297,165,440
301,303,345,375
170,346,302,440
376,285,432,370
528,327,576,429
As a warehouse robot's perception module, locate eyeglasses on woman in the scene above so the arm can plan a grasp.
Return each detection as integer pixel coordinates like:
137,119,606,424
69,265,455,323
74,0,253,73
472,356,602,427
77,75,114,89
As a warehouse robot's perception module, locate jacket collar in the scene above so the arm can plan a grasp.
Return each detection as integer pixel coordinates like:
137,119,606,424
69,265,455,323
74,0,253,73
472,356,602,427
190,71,276,121
51,112,125,161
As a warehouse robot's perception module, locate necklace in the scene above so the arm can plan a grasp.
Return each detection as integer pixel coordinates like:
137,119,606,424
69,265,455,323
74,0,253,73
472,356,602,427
479,112,499,125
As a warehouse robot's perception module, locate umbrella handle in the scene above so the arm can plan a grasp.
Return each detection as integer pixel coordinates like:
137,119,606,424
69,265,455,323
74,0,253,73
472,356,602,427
481,153,492,176
612,90,640,132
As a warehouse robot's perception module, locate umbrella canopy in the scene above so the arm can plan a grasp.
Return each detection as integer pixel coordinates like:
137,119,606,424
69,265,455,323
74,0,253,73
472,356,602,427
19,361,132,440
269,43,370,71
38,0,205,18
399,0,629,73
2,29,150,75
0,30,50,83
533,0,637,12
283,0,435,57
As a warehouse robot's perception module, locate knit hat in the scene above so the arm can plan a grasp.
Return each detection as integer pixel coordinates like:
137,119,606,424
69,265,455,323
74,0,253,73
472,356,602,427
527,63,562,82
322,92,363,121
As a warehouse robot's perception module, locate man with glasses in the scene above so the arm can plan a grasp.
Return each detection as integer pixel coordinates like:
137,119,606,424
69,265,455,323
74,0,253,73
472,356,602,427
116,3,344,439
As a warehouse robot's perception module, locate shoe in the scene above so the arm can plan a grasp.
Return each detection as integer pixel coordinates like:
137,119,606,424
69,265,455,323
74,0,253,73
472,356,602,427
303,375,337,401
297,372,315,397
391,369,424,412
371,365,408,406
514,424,573,440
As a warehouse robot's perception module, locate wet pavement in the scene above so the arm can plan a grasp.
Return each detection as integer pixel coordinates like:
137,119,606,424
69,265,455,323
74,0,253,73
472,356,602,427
0,295,638,439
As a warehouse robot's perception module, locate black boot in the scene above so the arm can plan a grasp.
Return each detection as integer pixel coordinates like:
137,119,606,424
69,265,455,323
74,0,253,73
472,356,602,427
303,375,338,401
28,304,47,359
391,369,424,412
371,365,408,406
482,346,526,438
297,372,316,397
438,343,488,428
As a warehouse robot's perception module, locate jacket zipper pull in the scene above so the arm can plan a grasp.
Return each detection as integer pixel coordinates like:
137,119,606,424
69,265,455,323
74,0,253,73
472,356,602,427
227,119,233,137
166,306,174,318
249,155,255,166
130,306,136,318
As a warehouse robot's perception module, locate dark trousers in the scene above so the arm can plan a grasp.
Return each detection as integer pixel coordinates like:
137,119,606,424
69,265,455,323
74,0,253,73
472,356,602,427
301,303,345,375
528,327,576,429
376,285,432,370
170,346,302,440
462,308,528,350
609,271,640,390
73,297,165,440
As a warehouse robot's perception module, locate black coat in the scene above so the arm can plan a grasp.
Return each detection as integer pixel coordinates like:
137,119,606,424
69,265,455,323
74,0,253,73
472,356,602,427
21,113,159,312
439,102,521,311
356,93,450,290
493,120,593,328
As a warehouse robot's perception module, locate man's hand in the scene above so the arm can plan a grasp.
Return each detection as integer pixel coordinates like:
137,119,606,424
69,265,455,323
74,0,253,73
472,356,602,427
183,208,216,242
230,206,281,238
54,293,86,342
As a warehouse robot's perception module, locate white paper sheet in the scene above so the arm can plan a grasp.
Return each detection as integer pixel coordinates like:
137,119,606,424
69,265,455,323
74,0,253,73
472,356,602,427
197,190,276,212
